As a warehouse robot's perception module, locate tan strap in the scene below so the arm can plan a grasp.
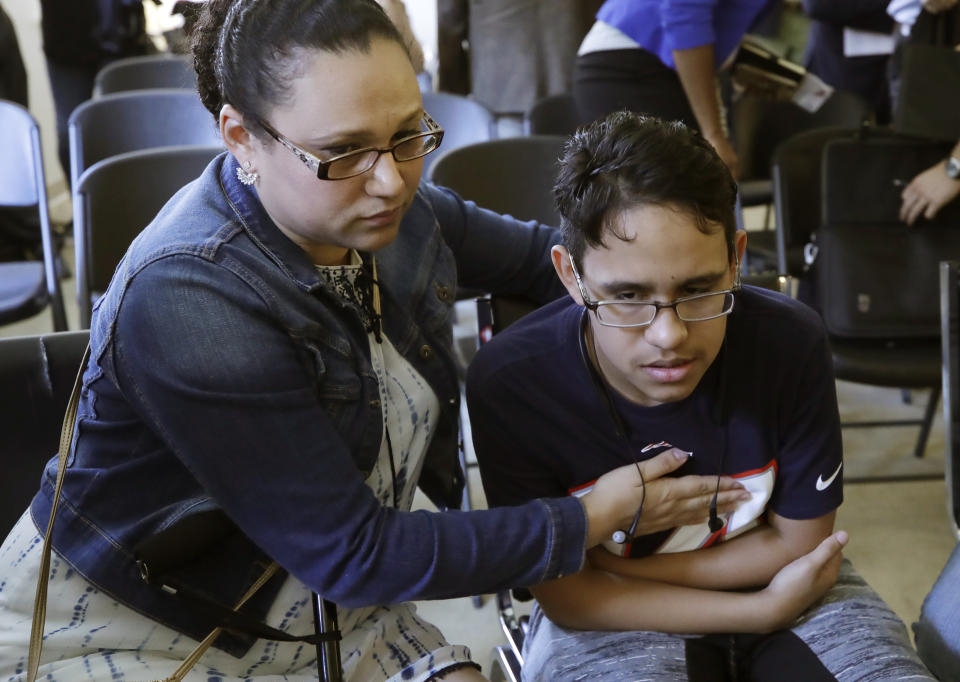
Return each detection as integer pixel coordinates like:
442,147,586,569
25,345,280,680
27,343,89,682
164,561,281,681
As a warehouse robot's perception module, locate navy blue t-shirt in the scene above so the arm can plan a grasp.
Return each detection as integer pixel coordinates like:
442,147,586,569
466,286,843,557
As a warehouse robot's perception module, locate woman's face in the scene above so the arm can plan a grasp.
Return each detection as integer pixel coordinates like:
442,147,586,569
246,38,424,265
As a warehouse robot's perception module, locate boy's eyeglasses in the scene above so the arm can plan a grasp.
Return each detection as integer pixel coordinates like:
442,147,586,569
257,111,444,181
568,253,738,328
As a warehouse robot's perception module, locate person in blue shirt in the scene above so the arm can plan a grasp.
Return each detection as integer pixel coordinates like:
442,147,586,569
573,0,779,178
467,111,935,681
0,1,758,679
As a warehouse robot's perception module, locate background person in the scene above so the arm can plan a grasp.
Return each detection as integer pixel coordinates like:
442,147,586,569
572,0,781,178
39,0,152,187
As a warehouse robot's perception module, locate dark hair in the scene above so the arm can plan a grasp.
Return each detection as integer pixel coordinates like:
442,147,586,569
191,0,408,134
554,111,739,269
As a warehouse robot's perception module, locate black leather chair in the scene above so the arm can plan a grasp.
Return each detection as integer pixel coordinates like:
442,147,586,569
771,126,869,279
774,127,943,473
0,330,89,538
92,54,197,97
733,89,872,272
0,100,68,332
427,135,567,227
524,93,581,137
68,89,222,192
74,144,224,328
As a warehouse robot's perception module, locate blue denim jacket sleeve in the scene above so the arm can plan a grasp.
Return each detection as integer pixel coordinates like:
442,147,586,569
422,182,567,303
110,252,585,608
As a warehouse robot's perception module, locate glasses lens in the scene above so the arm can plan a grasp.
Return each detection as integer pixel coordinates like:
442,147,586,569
326,150,380,180
394,133,442,162
595,302,657,326
675,292,734,321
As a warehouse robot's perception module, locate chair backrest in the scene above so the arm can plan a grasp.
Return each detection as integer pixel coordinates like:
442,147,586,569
733,89,872,186
0,330,90,537
771,126,859,277
939,260,960,535
818,133,960,340
68,89,222,190
421,91,495,177
74,145,224,328
0,100,68,330
427,136,567,225
524,93,580,137
93,54,197,97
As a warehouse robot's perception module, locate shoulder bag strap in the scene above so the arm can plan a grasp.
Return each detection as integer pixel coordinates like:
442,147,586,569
27,343,89,682
24,346,284,681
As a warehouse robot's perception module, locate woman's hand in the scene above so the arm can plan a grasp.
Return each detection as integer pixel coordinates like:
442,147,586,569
756,530,848,632
580,448,751,547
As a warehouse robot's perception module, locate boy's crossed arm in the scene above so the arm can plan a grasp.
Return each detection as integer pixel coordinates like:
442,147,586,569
589,510,836,590
530,514,846,635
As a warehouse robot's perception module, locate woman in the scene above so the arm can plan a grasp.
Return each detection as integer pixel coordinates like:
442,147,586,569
0,1,753,679
572,0,780,178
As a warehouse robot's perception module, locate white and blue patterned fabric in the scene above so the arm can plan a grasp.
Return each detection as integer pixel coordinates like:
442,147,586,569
0,253,473,681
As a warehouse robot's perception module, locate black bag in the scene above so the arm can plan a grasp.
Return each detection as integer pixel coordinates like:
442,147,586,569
816,133,960,339
892,9,960,142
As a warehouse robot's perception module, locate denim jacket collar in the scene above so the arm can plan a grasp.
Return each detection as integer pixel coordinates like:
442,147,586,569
219,153,379,325
220,153,333,294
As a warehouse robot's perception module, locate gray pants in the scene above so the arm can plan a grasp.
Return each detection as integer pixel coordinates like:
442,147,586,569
521,561,935,681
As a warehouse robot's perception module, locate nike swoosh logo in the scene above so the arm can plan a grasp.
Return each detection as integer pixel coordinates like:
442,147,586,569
816,462,843,491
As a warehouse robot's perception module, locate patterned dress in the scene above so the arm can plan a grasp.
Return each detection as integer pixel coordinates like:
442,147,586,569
0,252,475,681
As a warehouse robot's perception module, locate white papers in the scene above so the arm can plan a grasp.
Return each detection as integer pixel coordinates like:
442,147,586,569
791,71,835,113
843,28,897,56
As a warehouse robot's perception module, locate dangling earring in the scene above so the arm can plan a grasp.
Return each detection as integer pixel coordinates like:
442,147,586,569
236,160,259,186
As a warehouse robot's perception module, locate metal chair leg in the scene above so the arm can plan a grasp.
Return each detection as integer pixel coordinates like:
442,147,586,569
914,384,942,459
313,594,343,682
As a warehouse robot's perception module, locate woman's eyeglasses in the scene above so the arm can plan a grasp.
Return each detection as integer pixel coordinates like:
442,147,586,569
257,111,444,181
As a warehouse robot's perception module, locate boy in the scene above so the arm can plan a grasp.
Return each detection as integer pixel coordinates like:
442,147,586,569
467,112,934,680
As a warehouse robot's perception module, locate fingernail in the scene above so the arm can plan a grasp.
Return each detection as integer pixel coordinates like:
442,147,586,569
674,449,693,460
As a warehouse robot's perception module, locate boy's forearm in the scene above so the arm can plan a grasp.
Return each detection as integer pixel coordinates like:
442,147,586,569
531,569,778,634
589,512,836,590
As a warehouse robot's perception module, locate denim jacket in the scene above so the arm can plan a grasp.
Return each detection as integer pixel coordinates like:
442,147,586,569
30,154,587,656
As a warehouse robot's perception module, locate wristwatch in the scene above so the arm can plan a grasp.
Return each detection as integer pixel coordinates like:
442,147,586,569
947,156,960,180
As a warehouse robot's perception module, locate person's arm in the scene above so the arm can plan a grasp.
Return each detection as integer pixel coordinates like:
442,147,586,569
672,44,739,178
900,139,960,225
586,511,835,590
111,255,659,607
530,530,848,633
422,183,568,304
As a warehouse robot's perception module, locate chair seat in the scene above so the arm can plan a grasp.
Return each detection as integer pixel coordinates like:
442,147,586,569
0,261,47,324
831,339,941,388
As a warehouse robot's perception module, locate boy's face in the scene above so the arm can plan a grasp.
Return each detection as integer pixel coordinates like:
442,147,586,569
553,203,747,407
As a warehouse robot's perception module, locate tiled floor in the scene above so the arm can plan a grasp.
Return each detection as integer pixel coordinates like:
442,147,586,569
3,220,957,676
